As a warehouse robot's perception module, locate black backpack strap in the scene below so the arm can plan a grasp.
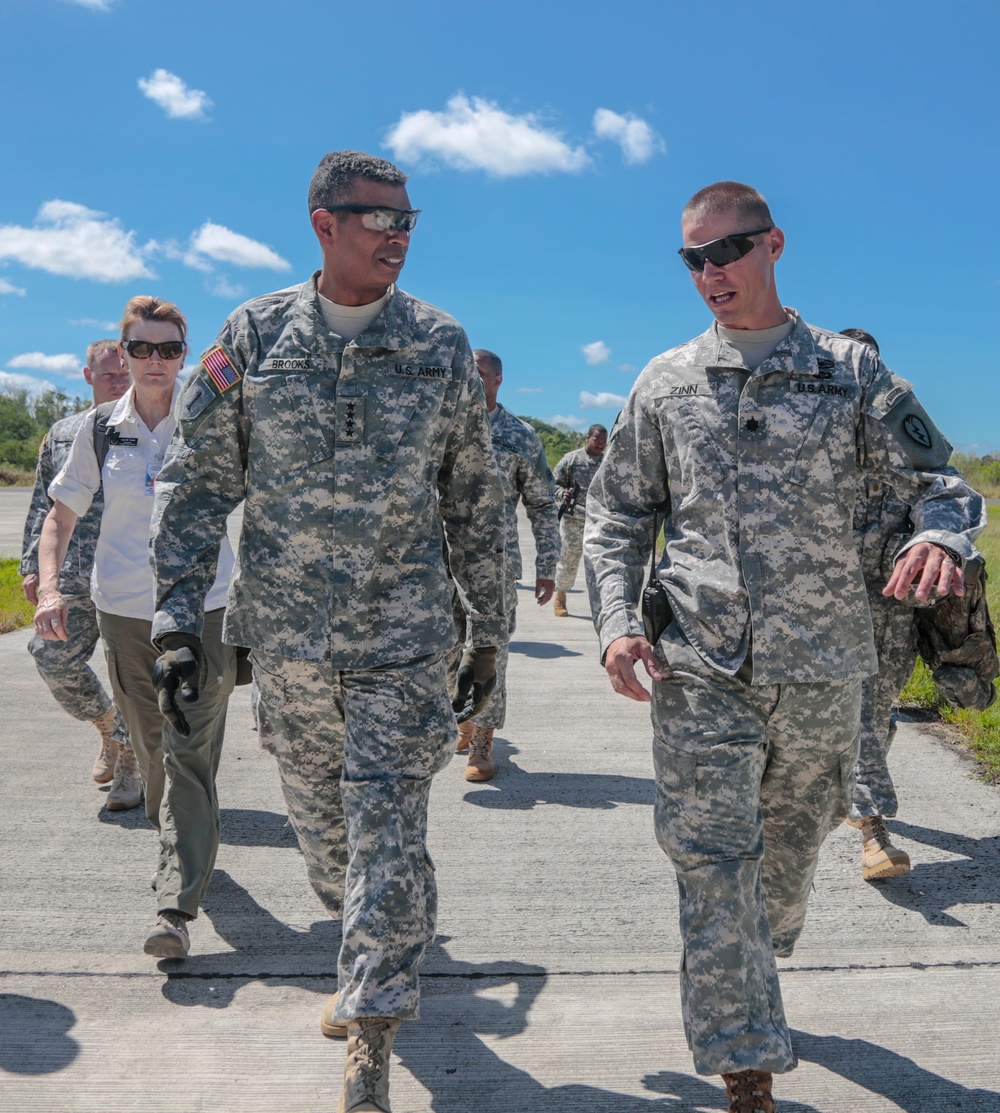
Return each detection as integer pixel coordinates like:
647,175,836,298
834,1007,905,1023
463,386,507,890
91,400,119,480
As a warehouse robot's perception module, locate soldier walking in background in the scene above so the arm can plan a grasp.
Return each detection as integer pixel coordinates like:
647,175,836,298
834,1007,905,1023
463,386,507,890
842,326,998,882
19,339,138,809
149,151,506,1113
451,348,560,781
584,180,985,1113
552,423,606,616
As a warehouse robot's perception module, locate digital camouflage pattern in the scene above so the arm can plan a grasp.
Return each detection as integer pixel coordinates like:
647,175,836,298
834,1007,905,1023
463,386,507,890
584,312,986,684
850,476,920,818
151,275,507,661
650,640,860,1074
150,274,506,1021
20,410,124,730
554,445,604,592
914,556,999,711
252,648,454,1020
20,409,104,596
460,402,558,729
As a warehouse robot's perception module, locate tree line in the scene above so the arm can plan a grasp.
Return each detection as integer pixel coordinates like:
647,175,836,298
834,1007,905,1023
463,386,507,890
0,389,89,474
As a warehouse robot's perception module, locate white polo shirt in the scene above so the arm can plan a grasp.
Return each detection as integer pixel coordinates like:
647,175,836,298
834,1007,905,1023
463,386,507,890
50,383,234,621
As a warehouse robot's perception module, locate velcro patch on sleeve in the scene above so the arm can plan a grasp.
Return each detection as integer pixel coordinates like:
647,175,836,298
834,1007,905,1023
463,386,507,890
203,347,242,394
882,391,953,471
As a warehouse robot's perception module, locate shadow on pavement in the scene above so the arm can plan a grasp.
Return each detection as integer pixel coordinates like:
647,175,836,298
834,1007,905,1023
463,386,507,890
158,870,338,1008
509,640,583,659
463,742,654,811
792,1029,1000,1112
219,807,298,848
0,994,80,1074
868,820,1000,926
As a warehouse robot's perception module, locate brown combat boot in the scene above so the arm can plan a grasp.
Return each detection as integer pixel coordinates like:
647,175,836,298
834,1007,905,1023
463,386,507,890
857,815,911,880
91,706,121,783
722,1069,776,1113
465,726,495,782
553,590,569,617
321,990,348,1038
455,720,474,753
106,745,142,811
338,1016,399,1113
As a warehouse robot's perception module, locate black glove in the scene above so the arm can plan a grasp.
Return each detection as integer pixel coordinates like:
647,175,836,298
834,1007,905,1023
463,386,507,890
152,632,204,736
451,645,497,724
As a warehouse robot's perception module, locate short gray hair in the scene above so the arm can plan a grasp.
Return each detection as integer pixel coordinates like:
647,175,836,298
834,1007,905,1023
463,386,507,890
307,150,408,213
85,338,118,367
682,181,773,231
473,349,502,375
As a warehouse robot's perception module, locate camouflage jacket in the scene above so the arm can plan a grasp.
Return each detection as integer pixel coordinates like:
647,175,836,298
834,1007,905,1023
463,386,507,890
488,403,560,581
584,310,986,685
553,446,605,504
853,475,914,590
151,275,507,666
19,409,103,596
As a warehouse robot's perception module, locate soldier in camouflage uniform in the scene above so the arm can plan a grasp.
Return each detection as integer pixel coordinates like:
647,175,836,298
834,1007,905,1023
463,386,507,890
150,151,506,1113
552,425,606,616
450,348,560,781
18,339,138,809
584,181,985,1113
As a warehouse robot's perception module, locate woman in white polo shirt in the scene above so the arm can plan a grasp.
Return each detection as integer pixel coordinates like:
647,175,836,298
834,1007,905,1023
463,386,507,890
33,295,236,961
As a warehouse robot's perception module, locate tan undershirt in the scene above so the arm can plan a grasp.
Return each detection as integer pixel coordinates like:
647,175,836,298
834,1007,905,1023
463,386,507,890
318,289,391,343
718,316,794,372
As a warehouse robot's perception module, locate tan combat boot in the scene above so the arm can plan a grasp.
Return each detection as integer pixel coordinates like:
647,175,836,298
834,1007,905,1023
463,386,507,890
553,590,569,617
455,720,474,753
465,726,495,782
321,990,348,1038
857,815,911,880
90,706,121,783
106,745,143,811
722,1069,776,1113
338,1016,399,1113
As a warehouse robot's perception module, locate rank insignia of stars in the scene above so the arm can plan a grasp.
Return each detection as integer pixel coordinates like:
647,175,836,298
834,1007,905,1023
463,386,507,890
203,347,241,393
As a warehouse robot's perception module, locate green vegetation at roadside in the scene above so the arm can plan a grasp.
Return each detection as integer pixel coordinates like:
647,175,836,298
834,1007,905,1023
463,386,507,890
0,559,34,635
518,416,585,470
899,503,1000,781
0,388,88,483
951,451,1000,500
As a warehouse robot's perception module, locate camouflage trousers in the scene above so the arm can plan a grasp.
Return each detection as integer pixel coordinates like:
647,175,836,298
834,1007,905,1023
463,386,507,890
448,576,517,730
555,512,585,592
97,608,236,918
852,586,917,820
252,649,454,1021
28,593,120,726
650,645,860,1076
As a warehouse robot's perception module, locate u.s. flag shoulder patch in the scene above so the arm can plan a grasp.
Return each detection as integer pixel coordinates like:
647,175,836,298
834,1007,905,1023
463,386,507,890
203,347,242,394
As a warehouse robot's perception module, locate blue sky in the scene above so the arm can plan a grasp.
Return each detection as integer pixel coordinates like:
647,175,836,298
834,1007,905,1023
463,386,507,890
1,0,997,451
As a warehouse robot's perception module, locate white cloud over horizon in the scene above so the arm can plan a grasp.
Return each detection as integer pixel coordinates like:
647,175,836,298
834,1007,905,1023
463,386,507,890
516,387,544,393
8,351,84,376
549,413,588,432
190,222,291,270
70,317,118,331
385,93,591,177
0,278,26,295
593,108,665,164
0,201,153,282
0,370,58,395
581,340,611,365
208,274,247,300
138,69,212,120
580,390,627,409
63,0,113,9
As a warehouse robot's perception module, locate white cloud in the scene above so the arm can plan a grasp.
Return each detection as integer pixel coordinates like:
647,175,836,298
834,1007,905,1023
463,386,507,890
549,413,588,432
593,108,665,165
0,278,26,295
8,352,84,376
516,387,544,393
581,340,611,365
0,370,57,394
190,222,291,270
207,274,247,300
63,0,113,9
0,201,153,282
385,93,591,177
70,317,118,330
138,69,212,120
580,390,627,409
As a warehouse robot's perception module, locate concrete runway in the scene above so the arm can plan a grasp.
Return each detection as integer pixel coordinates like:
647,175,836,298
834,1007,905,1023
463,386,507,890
1,500,999,1111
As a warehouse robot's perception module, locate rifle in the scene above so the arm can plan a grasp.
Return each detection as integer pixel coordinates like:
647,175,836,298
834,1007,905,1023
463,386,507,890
558,481,581,520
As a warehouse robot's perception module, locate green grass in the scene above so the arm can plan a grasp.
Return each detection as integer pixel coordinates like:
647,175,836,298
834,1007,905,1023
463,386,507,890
898,503,1000,782
0,558,34,635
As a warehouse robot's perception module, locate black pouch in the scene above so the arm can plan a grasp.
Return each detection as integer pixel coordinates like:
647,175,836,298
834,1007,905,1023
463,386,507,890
640,512,673,645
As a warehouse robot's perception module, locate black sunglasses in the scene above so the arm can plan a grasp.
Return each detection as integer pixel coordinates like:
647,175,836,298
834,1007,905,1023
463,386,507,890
122,339,185,360
322,205,421,233
678,227,773,272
